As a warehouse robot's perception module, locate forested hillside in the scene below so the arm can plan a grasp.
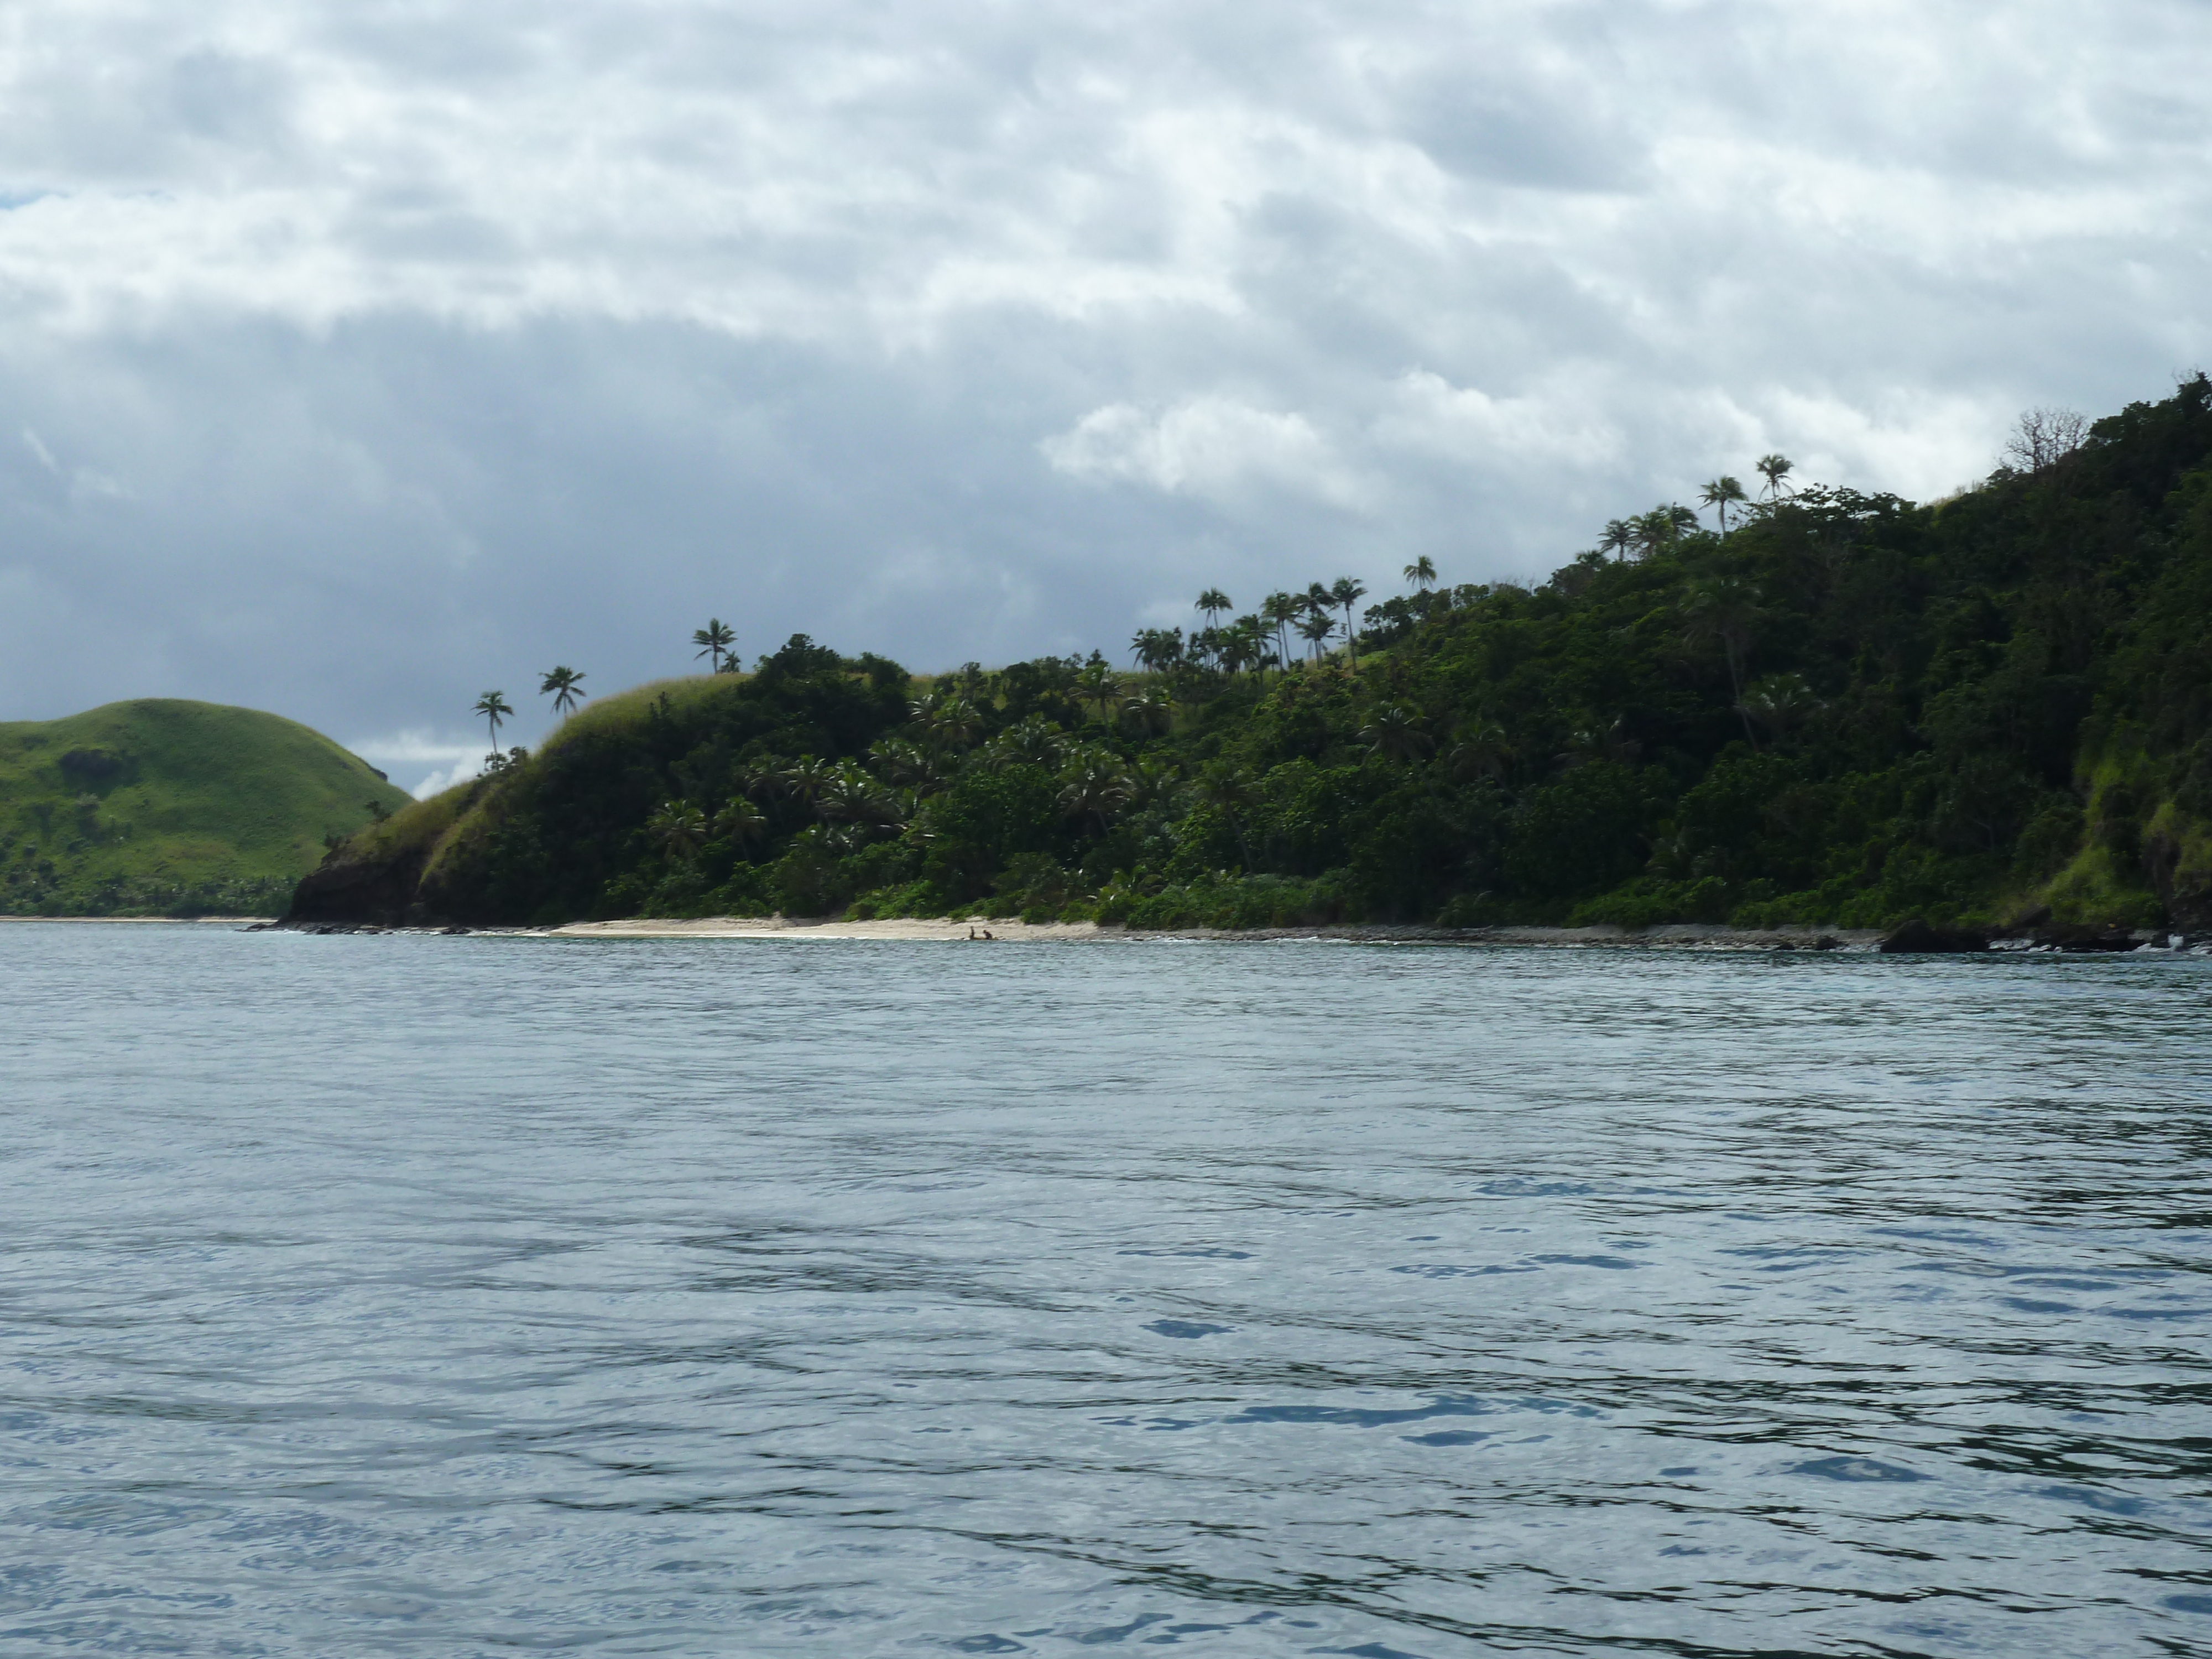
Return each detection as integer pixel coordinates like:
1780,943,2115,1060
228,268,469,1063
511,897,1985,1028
295,378,2212,932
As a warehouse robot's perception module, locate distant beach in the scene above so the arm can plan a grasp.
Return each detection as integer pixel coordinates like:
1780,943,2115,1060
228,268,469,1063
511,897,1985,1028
542,917,1887,948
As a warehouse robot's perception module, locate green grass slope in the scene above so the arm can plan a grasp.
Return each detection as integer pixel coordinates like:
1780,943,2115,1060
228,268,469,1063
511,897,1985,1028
0,700,413,915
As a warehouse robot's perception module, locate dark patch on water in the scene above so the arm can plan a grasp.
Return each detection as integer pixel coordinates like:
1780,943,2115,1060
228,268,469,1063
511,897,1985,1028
1143,1320,1230,1339
1792,1456,1932,1483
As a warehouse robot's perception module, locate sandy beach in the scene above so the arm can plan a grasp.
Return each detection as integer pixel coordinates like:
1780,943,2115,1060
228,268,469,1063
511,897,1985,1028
1,913,1884,945
547,915,1110,941
542,916,1886,948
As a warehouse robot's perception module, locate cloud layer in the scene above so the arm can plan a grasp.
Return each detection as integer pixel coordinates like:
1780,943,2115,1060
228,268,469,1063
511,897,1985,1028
1,0,2206,779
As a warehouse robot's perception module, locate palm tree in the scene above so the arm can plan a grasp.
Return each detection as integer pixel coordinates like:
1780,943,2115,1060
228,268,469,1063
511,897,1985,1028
714,797,768,848
1443,720,1512,783
1330,577,1368,664
1297,609,1337,661
869,737,940,792
1191,625,1224,674
1246,617,1282,677
1124,753,1181,808
1120,687,1175,737
1599,519,1634,561
1756,454,1793,501
1130,627,1185,674
1225,616,1267,679
1738,674,1820,747
781,754,834,822
538,665,587,717
987,717,1068,771
1196,588,1233,631
646,799,708,862
473,690,513,753
691,618,735,673
1403,556,1437,591
909,692,979,758
1631,504,1697,559
1056,752,1135,835
738,760,787,804
1699,476,1747,534
1193,763,1257,869
1358,702,1433,763
928,697,982,754
1261,592,1302,670
821,760,892,832
1076,656,1122,719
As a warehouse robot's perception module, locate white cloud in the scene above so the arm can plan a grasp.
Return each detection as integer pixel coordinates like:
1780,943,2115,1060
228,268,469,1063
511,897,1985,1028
0,0,2205,732
1376,371,1623,469
345,729,486,799
346,728,482,766
1756,387,2007,507
1043,397,1366,509
405,758,485,800
20,423,128,500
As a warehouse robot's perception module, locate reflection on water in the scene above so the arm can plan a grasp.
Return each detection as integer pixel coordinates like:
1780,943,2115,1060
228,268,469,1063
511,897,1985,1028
3,926,2210,1656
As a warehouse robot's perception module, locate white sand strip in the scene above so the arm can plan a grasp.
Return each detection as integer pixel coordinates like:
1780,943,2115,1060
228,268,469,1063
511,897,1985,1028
546,916,1103,941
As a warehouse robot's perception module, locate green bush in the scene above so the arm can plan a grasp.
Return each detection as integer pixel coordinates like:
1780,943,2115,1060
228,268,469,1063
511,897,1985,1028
1568,876,1730,928
846,878,941,920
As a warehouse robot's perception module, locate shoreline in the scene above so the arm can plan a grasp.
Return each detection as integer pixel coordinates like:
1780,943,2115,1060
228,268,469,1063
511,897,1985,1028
15,914,2196,953
456,916,1896,949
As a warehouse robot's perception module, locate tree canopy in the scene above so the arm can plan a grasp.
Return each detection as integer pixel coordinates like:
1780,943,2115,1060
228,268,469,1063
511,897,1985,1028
305,378,2212,936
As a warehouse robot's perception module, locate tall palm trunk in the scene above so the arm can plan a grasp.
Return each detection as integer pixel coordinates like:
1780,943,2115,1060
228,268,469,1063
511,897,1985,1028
1723,640,1757,745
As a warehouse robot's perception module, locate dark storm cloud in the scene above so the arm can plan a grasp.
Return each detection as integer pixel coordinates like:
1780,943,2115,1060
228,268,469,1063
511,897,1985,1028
0,0,2206,787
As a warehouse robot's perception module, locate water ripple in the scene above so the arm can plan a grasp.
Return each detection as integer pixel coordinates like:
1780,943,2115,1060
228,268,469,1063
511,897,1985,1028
2,928,2209,1655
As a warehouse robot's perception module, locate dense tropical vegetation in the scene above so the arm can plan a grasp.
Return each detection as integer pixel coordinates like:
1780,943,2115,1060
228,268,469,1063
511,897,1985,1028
298,378,2212,933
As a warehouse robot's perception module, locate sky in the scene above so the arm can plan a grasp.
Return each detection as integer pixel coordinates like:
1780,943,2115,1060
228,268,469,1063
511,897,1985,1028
1,1,2208,794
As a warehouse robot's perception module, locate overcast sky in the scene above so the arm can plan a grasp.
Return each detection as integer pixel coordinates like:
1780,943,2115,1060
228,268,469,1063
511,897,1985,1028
2,0,2208,791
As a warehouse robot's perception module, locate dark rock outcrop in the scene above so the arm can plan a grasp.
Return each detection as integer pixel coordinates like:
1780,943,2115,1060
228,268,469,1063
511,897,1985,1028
1879,918,1991,954
2033,924,2145,952
285,842,438,927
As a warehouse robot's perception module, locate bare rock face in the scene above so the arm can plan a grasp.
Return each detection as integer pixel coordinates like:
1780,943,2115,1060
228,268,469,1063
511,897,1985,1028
1879,918,1990,954
284,841,436,927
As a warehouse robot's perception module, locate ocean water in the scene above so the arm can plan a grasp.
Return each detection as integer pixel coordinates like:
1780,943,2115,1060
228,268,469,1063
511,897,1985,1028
3,924,2210,1658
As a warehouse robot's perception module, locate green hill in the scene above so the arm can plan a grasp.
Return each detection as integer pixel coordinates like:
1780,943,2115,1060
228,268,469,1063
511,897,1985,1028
0,700,412,916
295,377,2212,936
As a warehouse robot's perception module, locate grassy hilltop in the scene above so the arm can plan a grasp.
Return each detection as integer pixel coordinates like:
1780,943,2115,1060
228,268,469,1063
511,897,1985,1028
298,377,2212,934
0,700,411,916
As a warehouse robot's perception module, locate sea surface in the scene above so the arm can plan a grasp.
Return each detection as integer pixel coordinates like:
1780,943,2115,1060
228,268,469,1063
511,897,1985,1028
3,924,2210,1657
